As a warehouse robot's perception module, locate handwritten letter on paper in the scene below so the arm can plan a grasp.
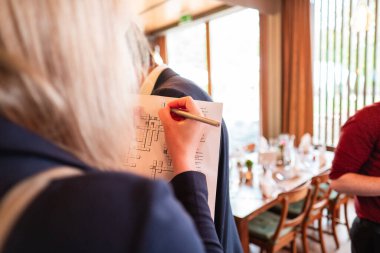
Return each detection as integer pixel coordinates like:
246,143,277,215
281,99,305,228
124,95,223,218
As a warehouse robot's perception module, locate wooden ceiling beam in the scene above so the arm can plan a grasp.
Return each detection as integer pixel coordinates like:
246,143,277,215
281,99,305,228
218,0,281,14
139,0,230,34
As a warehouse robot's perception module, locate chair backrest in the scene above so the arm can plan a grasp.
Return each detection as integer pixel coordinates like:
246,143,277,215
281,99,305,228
272,182,312,240
309,172,332,213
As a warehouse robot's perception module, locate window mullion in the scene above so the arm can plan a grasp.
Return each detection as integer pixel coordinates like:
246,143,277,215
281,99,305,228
206,21,212,96
373,0,378,103
338,0,345,141
346,0,353,121
317,0,323,144
332,0,338,145
324,0,330,145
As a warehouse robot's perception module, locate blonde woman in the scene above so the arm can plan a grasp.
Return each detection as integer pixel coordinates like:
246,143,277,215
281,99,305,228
0,1,222,253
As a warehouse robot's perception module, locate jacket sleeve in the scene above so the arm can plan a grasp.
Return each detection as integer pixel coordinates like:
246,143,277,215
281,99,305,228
139,179,207,253
171,171,223,253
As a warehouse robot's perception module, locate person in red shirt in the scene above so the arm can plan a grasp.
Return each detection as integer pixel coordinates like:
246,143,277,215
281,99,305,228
330,102,380,252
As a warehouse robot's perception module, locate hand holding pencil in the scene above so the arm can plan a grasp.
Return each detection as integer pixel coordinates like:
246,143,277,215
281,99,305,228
170,108,220,127
158,96,207,175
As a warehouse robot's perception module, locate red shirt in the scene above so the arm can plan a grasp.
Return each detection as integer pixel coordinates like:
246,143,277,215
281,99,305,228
330,102,380,223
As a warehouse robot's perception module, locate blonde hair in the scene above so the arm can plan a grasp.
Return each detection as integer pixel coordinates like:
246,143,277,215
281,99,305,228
125,22,151,83
0,0,139,169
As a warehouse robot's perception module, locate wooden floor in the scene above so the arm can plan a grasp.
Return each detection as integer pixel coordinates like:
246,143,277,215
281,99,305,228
249,198,356,253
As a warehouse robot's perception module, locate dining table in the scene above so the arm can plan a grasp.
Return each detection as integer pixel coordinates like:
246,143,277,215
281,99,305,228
229,150,334,253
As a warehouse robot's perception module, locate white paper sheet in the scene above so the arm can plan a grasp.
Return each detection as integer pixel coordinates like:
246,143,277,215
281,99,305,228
124,95,223,218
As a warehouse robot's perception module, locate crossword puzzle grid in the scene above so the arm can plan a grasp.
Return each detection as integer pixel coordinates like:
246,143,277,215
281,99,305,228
124,107,208,180
125,111,173,179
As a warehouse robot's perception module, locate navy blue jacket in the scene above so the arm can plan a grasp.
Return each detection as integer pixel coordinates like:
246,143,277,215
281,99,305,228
0,117,222,253
152,68,243,253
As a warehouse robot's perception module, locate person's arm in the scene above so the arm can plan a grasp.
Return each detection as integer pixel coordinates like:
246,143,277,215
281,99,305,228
331,173,380,196
140,179,208,253
159,96,223,253
154,79,242,253
171,172,223,253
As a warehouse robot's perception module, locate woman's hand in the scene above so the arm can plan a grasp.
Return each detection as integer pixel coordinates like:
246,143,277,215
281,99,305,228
158,96,205,176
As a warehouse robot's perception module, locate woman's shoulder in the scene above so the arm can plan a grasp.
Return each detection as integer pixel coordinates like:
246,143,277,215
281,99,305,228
4,171,205,253
40,170,172,217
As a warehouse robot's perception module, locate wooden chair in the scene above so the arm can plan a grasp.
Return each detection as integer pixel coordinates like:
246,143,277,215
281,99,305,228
248,183,312,253
296,175,351,251
325,191,351,249
300,173,332,253
269,173,332,253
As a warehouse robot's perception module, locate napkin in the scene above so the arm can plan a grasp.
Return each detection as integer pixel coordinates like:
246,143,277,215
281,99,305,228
318,145,327,168
259,136,269,151
299,133,312,154
260,170,277,198
258,151,277,166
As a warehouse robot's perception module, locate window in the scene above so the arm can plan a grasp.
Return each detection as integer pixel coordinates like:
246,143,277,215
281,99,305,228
167,24,208,92
312,0,380,147
166,9,260,153
210,9,260,153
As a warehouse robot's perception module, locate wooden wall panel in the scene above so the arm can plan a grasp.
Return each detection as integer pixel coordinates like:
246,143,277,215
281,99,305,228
260,12,282,139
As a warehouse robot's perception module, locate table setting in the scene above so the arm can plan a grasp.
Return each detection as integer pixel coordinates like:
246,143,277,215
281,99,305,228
230,133,332,213
229,133,333,253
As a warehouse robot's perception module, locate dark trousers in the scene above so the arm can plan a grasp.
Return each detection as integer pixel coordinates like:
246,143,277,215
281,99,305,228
351,216,380,253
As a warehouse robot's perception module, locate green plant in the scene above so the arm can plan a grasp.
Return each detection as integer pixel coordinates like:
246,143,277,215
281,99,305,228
245,159,253,168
